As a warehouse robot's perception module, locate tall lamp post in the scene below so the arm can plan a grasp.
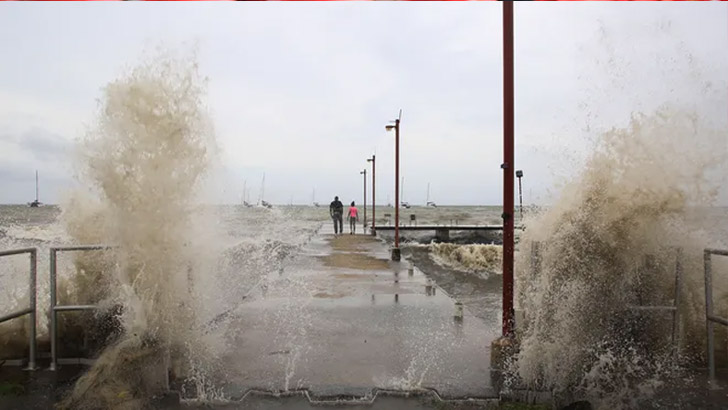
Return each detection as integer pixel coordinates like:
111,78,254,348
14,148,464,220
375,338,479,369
360,169,367,230
385,110,402,261
367,155,376,236
502,0,515,337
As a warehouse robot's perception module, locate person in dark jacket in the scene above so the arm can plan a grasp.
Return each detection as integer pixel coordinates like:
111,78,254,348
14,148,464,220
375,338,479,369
329,196,344,235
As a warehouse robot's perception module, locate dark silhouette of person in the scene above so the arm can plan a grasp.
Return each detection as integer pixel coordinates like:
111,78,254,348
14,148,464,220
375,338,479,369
329,196,344,235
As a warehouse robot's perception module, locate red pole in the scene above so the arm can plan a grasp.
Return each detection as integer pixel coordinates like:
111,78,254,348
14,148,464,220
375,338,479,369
363,169,367,229
394,120,400,247
502,0,515,337
369,155,376,235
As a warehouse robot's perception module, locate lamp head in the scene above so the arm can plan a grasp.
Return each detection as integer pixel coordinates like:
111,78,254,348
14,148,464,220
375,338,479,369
516,170,523,178
385,125,396,131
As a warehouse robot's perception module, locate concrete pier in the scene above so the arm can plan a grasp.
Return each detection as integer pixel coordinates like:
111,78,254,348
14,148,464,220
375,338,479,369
218,223,498,400
435,228,450,242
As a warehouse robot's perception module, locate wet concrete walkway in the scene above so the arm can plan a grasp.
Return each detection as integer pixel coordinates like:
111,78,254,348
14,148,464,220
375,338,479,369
218,223,498,400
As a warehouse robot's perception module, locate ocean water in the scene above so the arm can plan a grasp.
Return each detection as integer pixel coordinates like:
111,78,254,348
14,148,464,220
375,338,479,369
0,203,509,325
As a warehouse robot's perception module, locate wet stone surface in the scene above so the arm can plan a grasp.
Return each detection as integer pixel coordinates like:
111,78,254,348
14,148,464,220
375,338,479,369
215,224,499,400
185,392,500,409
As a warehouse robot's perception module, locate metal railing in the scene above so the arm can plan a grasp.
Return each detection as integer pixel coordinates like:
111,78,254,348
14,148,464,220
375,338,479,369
49,245,112,371
704,248,728,383
628,248,683,359
0,248,37,370
529,242,683,356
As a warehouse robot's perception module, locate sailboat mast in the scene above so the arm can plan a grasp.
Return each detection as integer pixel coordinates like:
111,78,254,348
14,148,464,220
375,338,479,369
35,170,39,202
426,183,430,203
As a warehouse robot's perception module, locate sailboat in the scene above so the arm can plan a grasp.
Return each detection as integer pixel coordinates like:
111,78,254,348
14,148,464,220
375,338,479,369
426,182,437,207
400,177,411,209
258,173,273,209
28,170,41,208
312,188,320,207
242,180,253,207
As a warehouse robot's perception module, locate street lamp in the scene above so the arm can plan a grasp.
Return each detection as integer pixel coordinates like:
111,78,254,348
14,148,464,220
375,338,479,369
385,110,402,261
360,169,367,230
502,0,515,338
367,155,376,236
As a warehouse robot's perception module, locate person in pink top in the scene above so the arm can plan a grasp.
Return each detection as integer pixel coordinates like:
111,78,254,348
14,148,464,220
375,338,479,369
347,201,359,235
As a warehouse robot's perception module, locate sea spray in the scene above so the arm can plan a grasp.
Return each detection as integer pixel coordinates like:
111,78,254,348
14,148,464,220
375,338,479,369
58,51,218,409
513,108,728,409
430,243,502,278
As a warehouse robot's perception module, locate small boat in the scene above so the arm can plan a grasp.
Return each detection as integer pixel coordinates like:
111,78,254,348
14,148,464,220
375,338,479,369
400,177,411,208
312,188,320,207
426,183,437,207
28,171,42,208
257,173,273,209
242,180,254,207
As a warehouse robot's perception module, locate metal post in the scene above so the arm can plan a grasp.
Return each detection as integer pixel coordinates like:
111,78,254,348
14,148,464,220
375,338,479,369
672,247,682,356
50,248,58,371
393,118,401,261
395,119,400,250
705,250,715,383
26,249,37,370
361,169,367,230
501,0,515,337
516,171,523,220
368,155,376,235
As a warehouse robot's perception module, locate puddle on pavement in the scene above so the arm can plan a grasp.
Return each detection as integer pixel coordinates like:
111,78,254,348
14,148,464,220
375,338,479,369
318,253,389,270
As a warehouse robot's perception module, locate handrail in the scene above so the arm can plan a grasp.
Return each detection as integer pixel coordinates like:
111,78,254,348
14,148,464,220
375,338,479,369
704,248,728,384
0,247,37,370
627,248,683,360
529,243,683,358
49,245,112,371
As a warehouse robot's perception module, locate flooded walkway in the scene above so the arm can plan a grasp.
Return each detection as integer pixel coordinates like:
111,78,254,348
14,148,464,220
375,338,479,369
218,223,498,401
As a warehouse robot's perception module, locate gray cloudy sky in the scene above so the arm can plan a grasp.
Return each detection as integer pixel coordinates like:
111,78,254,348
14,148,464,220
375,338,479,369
0,2,726,206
